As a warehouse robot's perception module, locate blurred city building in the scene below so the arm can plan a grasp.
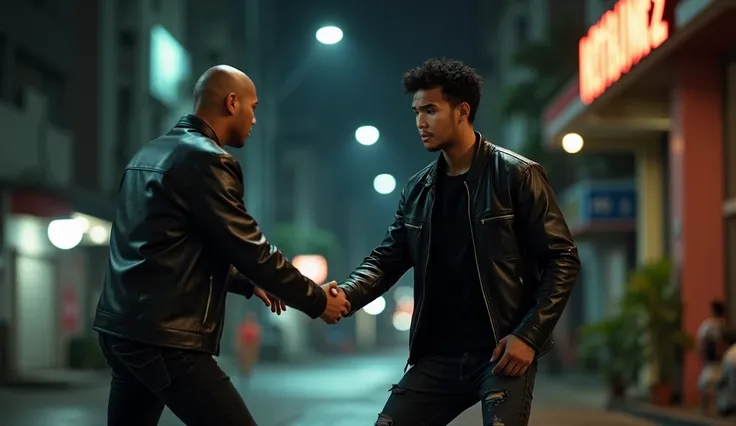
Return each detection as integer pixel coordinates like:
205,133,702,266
543,0,736,406
477,0,587,151
0,0,281,382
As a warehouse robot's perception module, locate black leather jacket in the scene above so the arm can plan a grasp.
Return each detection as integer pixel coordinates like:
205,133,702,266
340,134,581,365
93,115,327,354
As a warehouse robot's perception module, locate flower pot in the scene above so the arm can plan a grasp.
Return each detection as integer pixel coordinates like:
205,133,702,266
650,382,672,406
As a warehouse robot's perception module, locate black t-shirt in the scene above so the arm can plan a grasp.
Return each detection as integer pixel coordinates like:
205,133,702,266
417,172,495,357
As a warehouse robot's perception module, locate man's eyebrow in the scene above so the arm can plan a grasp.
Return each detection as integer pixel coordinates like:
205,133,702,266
411,103,437,110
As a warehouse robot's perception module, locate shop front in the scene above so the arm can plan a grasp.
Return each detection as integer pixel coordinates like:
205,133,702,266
542,0,736,404
0,187,112,380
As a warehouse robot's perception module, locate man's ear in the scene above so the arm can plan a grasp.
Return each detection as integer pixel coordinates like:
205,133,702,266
457,102,471,123
225,93,237,115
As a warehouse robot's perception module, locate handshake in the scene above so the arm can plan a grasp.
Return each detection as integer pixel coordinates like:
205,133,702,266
252,281,351,324
319,281,351,324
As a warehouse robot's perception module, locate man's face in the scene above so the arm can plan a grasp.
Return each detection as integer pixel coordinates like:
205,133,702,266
411,87,460,152
226,84,258,148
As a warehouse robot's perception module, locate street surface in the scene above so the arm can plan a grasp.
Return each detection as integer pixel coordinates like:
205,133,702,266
0,349,663,425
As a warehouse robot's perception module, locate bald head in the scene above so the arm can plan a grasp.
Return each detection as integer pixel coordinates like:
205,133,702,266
193,65,255,114
192,65,258,148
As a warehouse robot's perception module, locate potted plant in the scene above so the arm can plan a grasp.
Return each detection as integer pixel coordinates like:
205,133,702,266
621,259,692,406
578,313,645,403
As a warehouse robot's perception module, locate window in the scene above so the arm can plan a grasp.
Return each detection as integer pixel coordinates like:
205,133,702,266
118,30,137,77
13,49,66,128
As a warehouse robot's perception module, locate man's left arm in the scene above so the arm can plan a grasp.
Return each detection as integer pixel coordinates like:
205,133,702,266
227,265,256,298
227,266,287,313
512,163,581,353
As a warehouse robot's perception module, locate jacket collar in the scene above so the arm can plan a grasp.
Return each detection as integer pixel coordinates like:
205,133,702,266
424,131,491,187
174,115,220,144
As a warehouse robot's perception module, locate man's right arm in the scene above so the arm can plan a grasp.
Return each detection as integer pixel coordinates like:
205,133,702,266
340,187,412,315
173,153,327,319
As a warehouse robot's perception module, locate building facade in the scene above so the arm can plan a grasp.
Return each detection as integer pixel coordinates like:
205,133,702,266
543,0,736,404
0,0,279,380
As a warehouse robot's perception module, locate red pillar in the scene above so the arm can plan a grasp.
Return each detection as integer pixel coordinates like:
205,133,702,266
669,57,725,405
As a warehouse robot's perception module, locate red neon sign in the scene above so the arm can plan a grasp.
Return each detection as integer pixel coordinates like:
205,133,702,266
579,0,669,105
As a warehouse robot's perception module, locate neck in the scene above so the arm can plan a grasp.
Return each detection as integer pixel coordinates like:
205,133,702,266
441,127,477,176
193,112,226,146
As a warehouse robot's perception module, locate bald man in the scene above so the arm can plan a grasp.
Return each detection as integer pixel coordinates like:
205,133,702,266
93,65,350,426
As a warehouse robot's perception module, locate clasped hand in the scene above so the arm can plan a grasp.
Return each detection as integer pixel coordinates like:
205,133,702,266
253,281,349,323
319,281,351,324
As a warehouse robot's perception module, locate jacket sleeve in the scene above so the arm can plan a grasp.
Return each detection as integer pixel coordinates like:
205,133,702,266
227,265,255,299
174,153,327,319
339,187,413,315
511,163,581,353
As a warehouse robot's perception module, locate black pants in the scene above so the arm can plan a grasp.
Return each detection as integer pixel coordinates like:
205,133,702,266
376,353,537,426
98,333,256,426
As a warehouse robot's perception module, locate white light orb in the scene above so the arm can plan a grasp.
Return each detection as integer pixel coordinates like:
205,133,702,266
392,311,412,331
363,296,386,315
562,133,584,154
373,174,396,195
89,225,109,245
315,26,343,45
355,125,380,145
292,254,329,285
48,219,84,250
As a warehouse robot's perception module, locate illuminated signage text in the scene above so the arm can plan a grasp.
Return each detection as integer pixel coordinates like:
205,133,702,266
579,0,669,105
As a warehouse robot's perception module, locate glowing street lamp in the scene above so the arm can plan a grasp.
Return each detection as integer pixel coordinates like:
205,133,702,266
562,133,584,154
355,125,380,146
315,26,343,45
373,174,396,195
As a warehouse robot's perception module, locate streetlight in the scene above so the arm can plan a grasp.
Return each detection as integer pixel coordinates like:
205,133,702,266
315,26,343,45
562,133,584,154
373,174,396,195
355,125,379,146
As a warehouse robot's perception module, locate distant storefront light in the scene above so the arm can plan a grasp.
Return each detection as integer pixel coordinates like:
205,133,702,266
579,0,669,105
292,255,328,285
363,296,386,316
47,219,84,250
392,311,411,331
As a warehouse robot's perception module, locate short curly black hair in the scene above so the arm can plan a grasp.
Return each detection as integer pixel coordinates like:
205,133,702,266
402,58,483,123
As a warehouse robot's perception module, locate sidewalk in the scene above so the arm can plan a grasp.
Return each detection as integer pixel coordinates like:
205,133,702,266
541,372,736,426
611,399,736,426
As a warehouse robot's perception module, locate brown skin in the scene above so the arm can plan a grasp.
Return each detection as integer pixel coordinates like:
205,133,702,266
192,65,259,148
412,86,535,377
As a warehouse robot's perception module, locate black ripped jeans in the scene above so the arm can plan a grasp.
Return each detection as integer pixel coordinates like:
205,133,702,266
98,333,257,426
376,353,537,426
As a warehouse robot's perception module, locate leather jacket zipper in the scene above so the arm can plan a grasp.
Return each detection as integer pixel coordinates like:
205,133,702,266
406,196,434,371
465,182,499,346
480,214,514,224
202,275,213,325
